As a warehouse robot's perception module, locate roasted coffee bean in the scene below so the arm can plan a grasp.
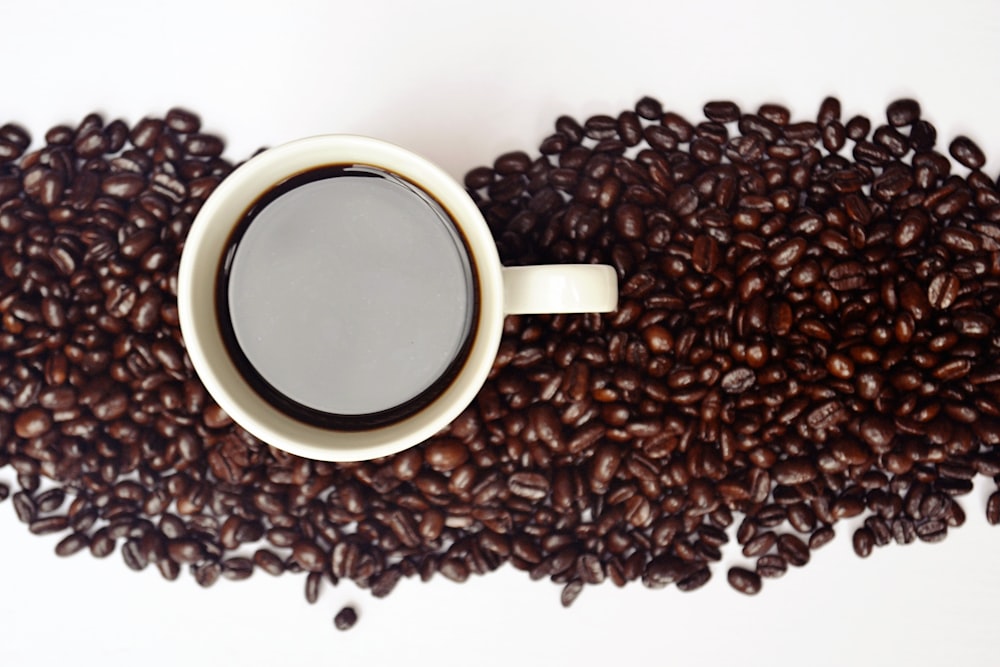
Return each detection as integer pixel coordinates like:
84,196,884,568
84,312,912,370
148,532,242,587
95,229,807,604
852,527,875,558
987,492,1000,525
254,549,286,576
635,97,663,120
755,554,787,579
122,538,149,571
290,540,326,572
865,516,892,547
334,606,358,630
12,492,35,524
55,532,90,557
90,528,116,558
808,526,835,550
167,538,205,564
424,439,468,472
892,518,917,545
916,519,948,543
222,557,254,580
703,101,741,123
29,516,69,535
742,531,776,558
886,99,920,127
560,580,584,607
675,567,711,592
506,471,553,506
194,561,222,587
949,136,985,169
776,534,810,567
304,571,322,603
727,567,762,595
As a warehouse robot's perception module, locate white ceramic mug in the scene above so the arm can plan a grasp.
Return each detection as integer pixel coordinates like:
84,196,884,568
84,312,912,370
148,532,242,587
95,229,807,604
178,135,618,462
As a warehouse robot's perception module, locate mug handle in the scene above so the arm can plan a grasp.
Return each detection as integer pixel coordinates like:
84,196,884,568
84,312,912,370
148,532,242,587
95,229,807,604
502,265,619,315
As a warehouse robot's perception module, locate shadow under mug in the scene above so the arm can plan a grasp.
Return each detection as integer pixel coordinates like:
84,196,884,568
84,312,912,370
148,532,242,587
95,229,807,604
178,135,618,461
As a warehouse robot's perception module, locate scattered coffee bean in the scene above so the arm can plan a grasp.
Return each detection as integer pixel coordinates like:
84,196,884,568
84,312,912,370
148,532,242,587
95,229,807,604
727,567,762,595
334,606,358,630
987,492,1000,525
3,98,1000,632
949,135,986,169
852,527,875,558
755,555,788,579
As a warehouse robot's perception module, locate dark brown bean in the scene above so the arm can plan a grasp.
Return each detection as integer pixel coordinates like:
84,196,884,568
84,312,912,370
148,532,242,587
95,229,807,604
776,534,810,567
916,519,948,543
334,606,358,630
424,439,468,472
808,527,835,550
222,557,254,580
756,554,787,579
703,101,741,123
12,492,36,524
727,567,762,595
55,532,90,557
852,527,875,558
987,492,1000,525
254,549,286,576
949,136,985,169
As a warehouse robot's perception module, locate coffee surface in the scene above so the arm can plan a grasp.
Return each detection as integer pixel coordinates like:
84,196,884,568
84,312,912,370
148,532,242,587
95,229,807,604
221,166,475,418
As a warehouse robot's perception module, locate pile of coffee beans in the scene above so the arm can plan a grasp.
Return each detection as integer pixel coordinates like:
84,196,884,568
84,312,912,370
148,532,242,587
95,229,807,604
2,97,1000,630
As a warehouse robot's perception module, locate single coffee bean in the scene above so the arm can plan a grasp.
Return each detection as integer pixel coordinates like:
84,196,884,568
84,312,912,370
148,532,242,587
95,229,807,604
864,516,892,547
194,561,222,587
305,571,322,604
891,518,917,545
167,538,205,564
742,531,776,558
886,98,920,127
55,532,90,557
755,554,788,579
986,492,1000,525
852,527,875,558
817,96,841,127
29,516,69,535
675,567,711,592
222,557,254,580
254,549,286,576
703,101,741,123
12,492,36,524
122,538,149,571
334,606,358,630
776,534,810,567
727,566,762,595
560,580,584,607
949,136,985,169
90,528,116,558
916,519,948,543
808,526,835,550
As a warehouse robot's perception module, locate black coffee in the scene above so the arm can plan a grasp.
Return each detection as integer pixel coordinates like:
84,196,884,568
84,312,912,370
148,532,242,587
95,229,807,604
217,165,478,429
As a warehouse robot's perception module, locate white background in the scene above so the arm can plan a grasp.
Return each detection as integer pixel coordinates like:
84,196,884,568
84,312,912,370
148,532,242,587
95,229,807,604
2,0,1000,664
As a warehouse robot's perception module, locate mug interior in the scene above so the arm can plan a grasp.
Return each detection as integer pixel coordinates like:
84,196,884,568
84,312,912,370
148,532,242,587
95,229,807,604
177,135,504,461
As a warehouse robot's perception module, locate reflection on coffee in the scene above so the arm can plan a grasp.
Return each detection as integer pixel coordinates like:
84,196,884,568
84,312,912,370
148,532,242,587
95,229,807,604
216,165,478,429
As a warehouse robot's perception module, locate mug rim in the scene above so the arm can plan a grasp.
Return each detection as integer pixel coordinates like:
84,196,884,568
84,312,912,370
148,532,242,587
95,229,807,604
177,134,504,461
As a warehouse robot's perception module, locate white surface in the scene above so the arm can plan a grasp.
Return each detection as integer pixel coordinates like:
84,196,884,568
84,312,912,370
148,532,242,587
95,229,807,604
3,0,1000,664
